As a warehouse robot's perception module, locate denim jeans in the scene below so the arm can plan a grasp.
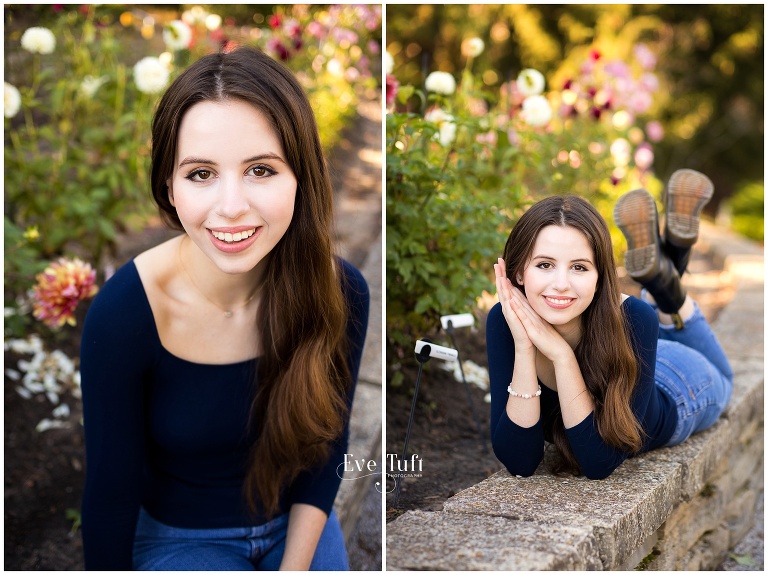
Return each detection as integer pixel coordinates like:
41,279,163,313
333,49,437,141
132,508,349,571
653,302,734,447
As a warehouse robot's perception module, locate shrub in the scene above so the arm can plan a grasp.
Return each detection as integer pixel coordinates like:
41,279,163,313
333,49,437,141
725,181,764,242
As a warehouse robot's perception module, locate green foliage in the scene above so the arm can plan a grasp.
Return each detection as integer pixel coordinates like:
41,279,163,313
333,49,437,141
725,181,764,242
634,548,660,570
386,110,515,347
65,508,82,535
5,9,158,307
728,552,758,567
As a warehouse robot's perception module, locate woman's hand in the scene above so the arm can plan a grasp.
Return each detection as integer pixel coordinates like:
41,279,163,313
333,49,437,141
506,286,572,363
495,258,533,352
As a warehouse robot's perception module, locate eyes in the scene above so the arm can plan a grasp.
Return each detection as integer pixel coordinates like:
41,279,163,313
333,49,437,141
184,164,277,183
535,261,591,272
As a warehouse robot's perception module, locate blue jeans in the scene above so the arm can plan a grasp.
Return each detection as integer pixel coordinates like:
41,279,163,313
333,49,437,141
132,508,349,571
653,302,734,447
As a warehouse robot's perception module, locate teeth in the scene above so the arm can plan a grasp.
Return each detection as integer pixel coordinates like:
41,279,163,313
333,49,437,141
211,229,256,243
546,297,573,304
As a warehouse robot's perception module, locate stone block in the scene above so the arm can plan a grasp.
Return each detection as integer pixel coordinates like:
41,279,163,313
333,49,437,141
724,489,759,547
712,426,764,502
699,221,764,265
722,367,764,433
674,522,730,570
335,382,382,541
386,510,602,571
652,486,726,570
641,418,731,501
442,454,682,568
357,237,382,387
737,418,761,445
712,290,764,361
724,254,765,292
618,531,658,571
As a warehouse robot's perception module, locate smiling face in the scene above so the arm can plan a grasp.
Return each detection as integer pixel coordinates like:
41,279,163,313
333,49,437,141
168,99,297,276
519,224,598,336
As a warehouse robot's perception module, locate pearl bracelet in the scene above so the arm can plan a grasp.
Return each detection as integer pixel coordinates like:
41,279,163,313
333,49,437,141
507,384,542,399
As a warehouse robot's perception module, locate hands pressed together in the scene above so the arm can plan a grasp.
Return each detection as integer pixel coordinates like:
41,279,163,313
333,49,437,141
494,258,571,362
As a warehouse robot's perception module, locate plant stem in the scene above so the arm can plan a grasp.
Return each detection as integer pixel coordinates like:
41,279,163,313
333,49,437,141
114,64,125,126
417,145,454,211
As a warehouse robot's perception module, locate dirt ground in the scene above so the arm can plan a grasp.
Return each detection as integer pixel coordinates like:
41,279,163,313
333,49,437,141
4,323,87,569
385,248,737,520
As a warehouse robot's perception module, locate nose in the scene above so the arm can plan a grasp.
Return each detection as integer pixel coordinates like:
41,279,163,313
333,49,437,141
552,268,570,291
215,177,250,220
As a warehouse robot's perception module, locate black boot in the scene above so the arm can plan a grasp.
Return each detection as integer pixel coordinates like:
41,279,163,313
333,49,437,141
615,188,687,326
663,169,714,275
637,253,687,317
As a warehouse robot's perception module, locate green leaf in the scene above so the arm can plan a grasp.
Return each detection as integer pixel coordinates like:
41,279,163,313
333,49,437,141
728,553,757,566
97,219,117,241
414,294,433,315
397,85,415,104
65,508,82,534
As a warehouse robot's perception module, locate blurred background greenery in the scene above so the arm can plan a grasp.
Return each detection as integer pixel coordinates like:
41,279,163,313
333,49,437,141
387,4,763,232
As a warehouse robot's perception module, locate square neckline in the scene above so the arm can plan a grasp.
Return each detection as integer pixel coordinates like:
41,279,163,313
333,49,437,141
128,259,260,368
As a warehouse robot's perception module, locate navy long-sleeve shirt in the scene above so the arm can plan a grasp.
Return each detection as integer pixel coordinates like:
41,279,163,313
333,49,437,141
487,296,677,479
80,258,369,570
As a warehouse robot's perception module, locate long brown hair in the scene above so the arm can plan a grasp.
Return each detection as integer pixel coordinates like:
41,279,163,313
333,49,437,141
503,195,643,474
150,47,349,516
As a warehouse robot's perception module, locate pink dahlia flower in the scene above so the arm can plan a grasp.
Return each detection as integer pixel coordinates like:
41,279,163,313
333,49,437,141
385,74,399,107
32,258,98,328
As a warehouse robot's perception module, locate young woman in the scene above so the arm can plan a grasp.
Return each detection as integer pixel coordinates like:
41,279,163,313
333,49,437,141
80,47,369,570
487,171,732,480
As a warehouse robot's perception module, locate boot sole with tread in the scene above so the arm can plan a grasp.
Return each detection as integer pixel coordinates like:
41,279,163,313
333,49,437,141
614,188,659,283
665,169,714,247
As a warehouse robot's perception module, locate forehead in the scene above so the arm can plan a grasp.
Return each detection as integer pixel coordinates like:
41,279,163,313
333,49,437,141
175,99,282,157
531,225,593,259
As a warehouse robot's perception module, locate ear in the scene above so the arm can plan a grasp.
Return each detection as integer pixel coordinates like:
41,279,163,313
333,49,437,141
516,275,523,285
166,179,175,207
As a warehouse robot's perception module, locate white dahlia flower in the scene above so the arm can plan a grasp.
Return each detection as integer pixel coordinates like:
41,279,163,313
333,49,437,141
462,37,485,58
20,27,56,54
162,20,193,52
516,68,545,97
521,95,552,127
5,82,21,118
425,71,456,96
79,75,109,99
384,51,394,75
425,107,457,146
133,57,170,94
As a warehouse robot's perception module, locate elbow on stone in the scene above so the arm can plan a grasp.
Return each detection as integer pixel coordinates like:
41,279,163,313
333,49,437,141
583,467,614,480
501,459,539,478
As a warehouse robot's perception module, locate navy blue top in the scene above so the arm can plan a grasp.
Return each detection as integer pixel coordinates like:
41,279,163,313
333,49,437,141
487,296,677,480
80,258,369,570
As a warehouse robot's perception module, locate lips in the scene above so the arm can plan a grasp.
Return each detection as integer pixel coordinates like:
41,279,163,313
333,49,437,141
543,296,576,309
207,226,262,253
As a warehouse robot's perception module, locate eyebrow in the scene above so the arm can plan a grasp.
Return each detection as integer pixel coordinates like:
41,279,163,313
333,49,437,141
532,254,595,266
177,153,287,168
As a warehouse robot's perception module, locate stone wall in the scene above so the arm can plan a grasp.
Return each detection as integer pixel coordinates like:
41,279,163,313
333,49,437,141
387,223,763,571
